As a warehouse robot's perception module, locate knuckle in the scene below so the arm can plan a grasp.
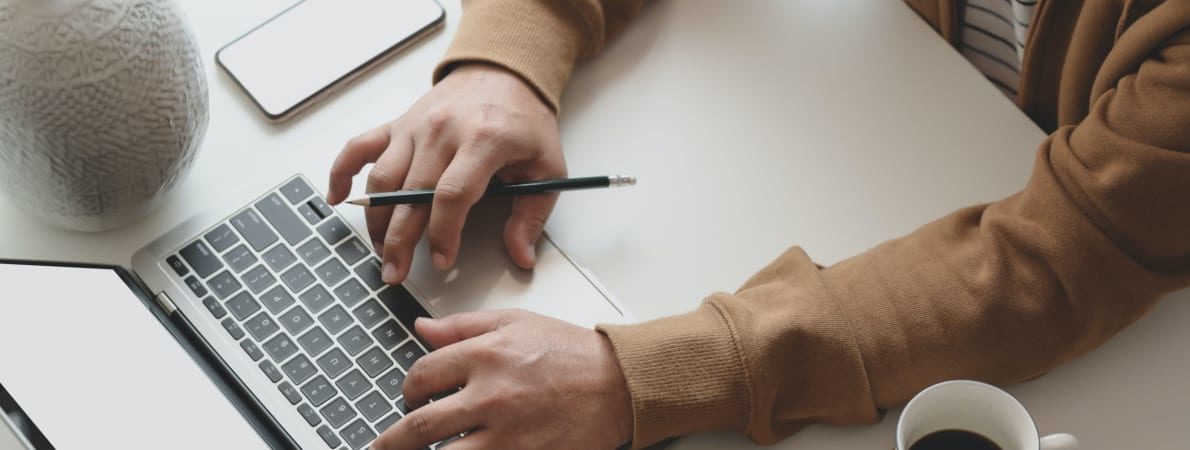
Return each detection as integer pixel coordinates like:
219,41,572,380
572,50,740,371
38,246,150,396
406,413,432,440
433,180,470,205
468,122,504,143
424,110,452,141
366,168,396,190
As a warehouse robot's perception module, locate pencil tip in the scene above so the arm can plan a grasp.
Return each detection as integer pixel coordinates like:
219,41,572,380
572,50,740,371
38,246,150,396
345,198,368,206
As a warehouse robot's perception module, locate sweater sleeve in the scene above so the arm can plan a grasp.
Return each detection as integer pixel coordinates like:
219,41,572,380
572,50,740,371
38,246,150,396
597,13,1190,450
433,0,645,112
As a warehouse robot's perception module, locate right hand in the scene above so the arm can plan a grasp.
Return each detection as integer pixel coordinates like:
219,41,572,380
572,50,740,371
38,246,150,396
327,64,566,284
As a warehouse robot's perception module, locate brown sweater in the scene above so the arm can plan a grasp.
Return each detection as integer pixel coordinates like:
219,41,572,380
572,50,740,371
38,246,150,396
435,0,1190,447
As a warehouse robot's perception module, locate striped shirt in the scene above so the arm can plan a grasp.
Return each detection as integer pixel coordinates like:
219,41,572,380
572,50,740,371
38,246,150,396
960,0,1039,100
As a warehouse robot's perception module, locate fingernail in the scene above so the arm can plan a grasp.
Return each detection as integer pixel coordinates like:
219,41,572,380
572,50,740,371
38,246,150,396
431,251,448,270
382,262,398,284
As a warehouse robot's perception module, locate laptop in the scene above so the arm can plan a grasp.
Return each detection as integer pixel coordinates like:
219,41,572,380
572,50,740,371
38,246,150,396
0,174,631,449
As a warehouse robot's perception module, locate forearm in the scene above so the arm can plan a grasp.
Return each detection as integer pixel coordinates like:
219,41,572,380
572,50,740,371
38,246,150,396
435,0,646,112
601,20,1190,450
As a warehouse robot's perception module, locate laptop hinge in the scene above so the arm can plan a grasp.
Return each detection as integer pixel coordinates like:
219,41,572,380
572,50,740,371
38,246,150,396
154,291,178,315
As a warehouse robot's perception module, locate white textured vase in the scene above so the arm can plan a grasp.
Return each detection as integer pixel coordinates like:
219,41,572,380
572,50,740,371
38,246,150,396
0,0,208,231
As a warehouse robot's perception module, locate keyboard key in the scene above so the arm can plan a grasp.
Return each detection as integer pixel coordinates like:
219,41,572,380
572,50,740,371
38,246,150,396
377,369,405,399
180,240,224,279
315,258,350,287
259,360,284,382
355,391,392,422
357,347,394,377
297,238,332,266
392,341,425,372
241,340,264,361
316,425,342,448
260,285,296,314
204,223,240,252
317,217,352,245
298,327,334,357
278,306,315,335
282,354,317,384
262,245,297,272
225,291,262,321
202,297,228,319
166,255,189,276
335,370,372,401
337,326,374,356
281,177,315,204
263,333,298,362
241,265,277,295
340,418,377,449
222,244,257,273
320,397,357,429
206,270,242,300
371,321,409,350
298,203,322,225
281,264,316,293
245,312,282,341
231,209,279,252
335,238,370,266
333,279,368,307
395,396,410,415
318,305,354,336
438,434,463,448
184,276,208,298
316,348,353,379
279,381,302,405
378,287,430,332
354,258,385,291
256,193,311,246
301,375,338,407
309,197,335,218
352,299,387,329
300,285,336,315
298,403,322,426
375,413,401,434
221,318,246,340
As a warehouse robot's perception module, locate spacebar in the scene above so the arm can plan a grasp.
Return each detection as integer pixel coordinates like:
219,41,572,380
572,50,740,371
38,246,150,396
255,193,311,245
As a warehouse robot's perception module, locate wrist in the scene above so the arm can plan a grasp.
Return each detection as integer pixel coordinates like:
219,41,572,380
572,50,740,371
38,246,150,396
596,330,635,448
441,62,556,114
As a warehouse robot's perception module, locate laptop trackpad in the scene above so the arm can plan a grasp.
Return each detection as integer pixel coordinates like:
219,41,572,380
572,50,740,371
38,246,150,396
0,263,266,449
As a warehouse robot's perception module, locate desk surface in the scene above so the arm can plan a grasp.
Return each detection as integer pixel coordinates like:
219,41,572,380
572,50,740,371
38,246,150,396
1,1,1186,449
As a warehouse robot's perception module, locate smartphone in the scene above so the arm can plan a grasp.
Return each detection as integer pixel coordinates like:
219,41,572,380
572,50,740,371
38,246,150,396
216,0,445,122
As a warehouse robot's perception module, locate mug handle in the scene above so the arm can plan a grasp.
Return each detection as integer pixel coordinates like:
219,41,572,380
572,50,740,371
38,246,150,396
1040,433,1079,449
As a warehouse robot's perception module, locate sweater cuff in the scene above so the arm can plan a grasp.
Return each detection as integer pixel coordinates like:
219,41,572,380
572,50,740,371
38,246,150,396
434,0,589,112
596,301,752,449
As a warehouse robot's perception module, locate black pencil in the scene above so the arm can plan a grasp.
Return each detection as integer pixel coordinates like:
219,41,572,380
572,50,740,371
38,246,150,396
345,175,636,207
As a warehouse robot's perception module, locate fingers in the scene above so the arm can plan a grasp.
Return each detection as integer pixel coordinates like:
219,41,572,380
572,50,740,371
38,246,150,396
426,151,500,270
328,125,391,204
503,191,558,269
372,391,479,450
401,338,475,407
414,311,516,350
364,136,414,251
439,430,492,450
381,141,451,284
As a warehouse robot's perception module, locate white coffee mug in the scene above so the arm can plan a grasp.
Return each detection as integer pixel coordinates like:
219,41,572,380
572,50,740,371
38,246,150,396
896,380,1079,450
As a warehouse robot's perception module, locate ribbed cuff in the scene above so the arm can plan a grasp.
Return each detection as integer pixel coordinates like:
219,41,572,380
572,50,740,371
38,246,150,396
433,0,588,112
596,302,752,449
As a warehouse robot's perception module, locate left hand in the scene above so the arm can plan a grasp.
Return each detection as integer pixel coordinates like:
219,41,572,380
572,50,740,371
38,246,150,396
371,309,634,450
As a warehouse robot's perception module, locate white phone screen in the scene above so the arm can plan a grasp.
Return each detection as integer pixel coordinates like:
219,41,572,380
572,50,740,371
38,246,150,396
217,0,443,119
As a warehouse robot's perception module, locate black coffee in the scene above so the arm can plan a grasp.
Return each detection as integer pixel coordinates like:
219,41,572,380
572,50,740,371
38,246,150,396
908,429,1002,450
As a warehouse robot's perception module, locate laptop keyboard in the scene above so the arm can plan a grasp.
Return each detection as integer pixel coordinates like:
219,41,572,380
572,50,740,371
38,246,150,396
163,176,451,449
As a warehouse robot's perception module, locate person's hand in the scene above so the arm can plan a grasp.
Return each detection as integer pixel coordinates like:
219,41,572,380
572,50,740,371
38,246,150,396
371,309,633,450
327,64,565,284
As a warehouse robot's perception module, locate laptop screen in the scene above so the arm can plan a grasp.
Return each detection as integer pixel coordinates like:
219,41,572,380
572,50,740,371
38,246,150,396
0,262,266,449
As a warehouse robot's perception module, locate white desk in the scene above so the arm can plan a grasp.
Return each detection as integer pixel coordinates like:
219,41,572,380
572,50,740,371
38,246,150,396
1,1,1185,449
